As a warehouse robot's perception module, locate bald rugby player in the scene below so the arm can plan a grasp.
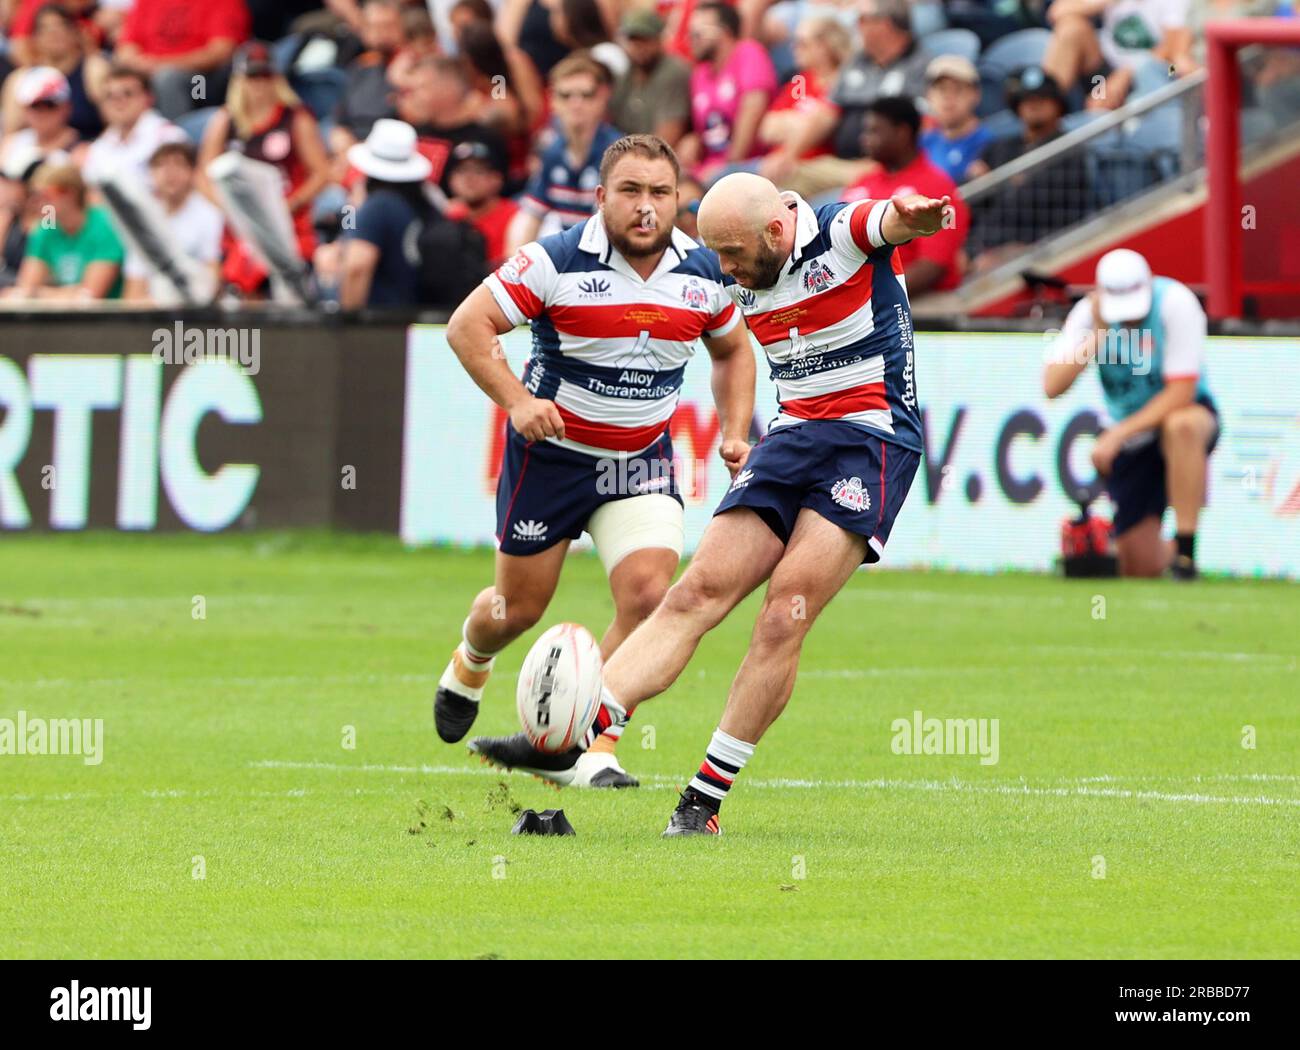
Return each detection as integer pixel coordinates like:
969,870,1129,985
476,172,950,835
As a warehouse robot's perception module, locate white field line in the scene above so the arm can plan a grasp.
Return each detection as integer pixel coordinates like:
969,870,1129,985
241,760,1300,808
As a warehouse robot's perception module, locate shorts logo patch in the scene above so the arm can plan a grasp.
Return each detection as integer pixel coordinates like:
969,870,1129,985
512,519,548,541
830,476,870,512
730,468,754,492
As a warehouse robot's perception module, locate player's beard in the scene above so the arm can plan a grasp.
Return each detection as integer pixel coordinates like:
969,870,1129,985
607,220,673,260
743,240,787,290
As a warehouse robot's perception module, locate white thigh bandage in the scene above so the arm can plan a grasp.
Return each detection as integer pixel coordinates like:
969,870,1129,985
587,494,684,575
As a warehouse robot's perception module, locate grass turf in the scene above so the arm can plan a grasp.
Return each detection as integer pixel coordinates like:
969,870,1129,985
1,531,1297,959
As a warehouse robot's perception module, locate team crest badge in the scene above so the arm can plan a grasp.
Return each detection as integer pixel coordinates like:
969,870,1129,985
681,278,708,309
802,259,836,294
830,476,870,512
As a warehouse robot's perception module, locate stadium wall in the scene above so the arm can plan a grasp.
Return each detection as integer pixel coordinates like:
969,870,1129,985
2,315,1297,577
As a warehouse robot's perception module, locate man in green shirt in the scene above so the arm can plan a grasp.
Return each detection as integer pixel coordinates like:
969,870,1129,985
2,164,125,300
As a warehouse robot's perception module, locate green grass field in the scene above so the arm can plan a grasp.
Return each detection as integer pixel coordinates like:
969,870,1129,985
1,531,1297,959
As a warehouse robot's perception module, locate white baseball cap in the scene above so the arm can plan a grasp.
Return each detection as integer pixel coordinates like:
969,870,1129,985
347,119,432,183
1095,248,1152,324
17,66,71,106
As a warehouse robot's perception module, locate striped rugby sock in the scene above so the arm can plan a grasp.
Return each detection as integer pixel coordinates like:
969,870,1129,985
580,686,628,750
687,728,755,810
460,618,498,670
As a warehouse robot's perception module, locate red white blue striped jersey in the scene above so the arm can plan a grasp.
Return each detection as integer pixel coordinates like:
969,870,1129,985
728,192,922,454
485,214,740,456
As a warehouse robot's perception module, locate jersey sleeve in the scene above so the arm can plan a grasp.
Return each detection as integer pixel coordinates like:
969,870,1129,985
829,197,892,258
1159,281,1207,381
483,241,556,326
703,287,740,338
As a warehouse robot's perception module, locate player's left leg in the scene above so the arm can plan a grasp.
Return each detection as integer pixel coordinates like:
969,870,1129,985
1159,403,1218,579
663,509,868,836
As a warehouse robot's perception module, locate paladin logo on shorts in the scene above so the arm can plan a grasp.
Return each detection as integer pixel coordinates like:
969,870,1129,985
512,519,548,542
831,477,870,512
50,982,151,1030
729,469,754,492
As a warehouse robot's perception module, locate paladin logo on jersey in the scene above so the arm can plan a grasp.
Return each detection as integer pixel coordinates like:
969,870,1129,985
831,476,870,512
681,278,708,309
735,288,757,309
577,277,611,299
802,259,836,295
512,519,548,542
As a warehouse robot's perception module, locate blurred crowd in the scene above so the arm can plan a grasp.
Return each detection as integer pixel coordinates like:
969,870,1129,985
0,0,1295,309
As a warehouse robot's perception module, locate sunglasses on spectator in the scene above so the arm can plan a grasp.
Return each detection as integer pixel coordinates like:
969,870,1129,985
28,100,61,110
555,88,598,101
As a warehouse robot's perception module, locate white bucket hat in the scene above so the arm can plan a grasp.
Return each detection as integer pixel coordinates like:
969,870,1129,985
1096,248,1153,324
347,119,433,183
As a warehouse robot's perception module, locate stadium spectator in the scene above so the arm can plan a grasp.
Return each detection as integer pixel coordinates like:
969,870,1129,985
2,163,124,300
841,96,968,294
0,67,82,174
967,67,1088,268
678,1,777,182
506,51,621,252
0,148,45,288
6,0,106,70
609,9,692,143
387,5,442,89
1,4,109,140
82,67,187,188
197,41,330,295
543,0,629,81
776,0,929,198
1043,0,1197,110
1044,249,1217,579
920,55,992,185
114,0,251,120
122,141,224,304
456,19,546,187
675,172,705,241
755,12,852,185
384,56,511,197
329,0,407,157
446,137,520,267
501,0,571,80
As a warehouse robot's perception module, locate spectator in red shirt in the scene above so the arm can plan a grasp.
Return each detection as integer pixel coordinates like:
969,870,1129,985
445,138,520,268
114,0,251,121
755,12,851,186
841,95,967,296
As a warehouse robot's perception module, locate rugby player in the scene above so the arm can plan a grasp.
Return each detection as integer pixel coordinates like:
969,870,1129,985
440,134,755,788
474,172,949,834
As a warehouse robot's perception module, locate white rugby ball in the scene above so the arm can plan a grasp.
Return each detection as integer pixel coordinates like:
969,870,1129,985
516,623,604,753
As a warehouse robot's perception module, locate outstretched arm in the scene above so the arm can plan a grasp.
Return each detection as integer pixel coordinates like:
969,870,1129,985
881,193,952,245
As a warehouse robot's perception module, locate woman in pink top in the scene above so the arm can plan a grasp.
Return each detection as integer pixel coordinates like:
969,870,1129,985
678,2,777,182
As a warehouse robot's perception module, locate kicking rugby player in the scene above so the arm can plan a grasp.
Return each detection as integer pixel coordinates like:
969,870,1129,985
475,172,948,833
440,135,755,788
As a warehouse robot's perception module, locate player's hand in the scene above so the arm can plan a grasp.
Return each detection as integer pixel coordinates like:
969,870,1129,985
1091,429,1123,477
891,193,951,237
509,396,565,442
719,437,751,477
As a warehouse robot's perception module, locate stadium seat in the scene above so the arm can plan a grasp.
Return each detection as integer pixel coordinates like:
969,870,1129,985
923,28,981,64
977,28,1052,82
910,2,949,38
176,106,220,145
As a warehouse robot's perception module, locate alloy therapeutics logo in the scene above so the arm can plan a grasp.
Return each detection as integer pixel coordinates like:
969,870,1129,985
50,981,151,1030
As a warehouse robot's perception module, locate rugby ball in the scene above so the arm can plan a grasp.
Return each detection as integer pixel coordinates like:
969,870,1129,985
516,623,604,753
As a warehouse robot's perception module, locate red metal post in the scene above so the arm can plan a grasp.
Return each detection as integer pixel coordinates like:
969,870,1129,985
1204,26,1241,319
